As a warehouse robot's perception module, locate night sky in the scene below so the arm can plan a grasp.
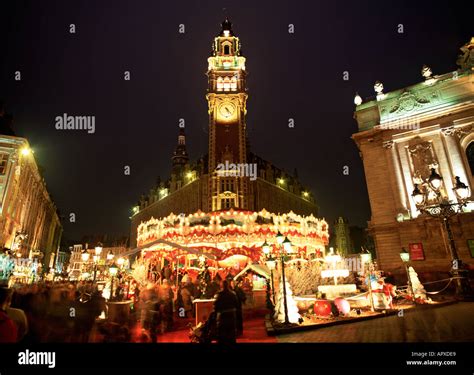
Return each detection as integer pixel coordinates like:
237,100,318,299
0,0,471,242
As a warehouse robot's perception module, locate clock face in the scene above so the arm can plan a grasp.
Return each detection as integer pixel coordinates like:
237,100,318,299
218,102,236,119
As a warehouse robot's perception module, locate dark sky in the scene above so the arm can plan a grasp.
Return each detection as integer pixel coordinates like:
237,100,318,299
0,0,471,242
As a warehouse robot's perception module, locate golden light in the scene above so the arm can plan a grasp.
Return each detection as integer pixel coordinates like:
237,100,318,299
278,178,285,185
411,184,425,206
20,147,32,156
428,168,442,191
81,252,90,262
117,257,125,266
283,237,292,253
303,191,309,198
453,176,470,201
95,245,103,256
262,240,271,255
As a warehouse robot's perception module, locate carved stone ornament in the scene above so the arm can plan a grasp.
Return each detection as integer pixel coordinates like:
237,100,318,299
441,126,456,136
441,125,473,141
408,139,438,181
388,90,436,114
382,140,394,149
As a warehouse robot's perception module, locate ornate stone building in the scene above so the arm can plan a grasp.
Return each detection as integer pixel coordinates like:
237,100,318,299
333,217,353,256
130,20,319,248
353,38,474,276
0,107,63,272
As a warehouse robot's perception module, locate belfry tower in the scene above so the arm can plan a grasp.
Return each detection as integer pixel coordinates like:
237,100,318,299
206,19,249,211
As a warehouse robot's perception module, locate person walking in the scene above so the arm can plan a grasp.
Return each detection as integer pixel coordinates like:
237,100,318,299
214,280,239,344
0,287,18,343
232,280,246,337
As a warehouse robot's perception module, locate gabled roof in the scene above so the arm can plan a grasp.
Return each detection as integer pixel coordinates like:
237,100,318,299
233,263,270,281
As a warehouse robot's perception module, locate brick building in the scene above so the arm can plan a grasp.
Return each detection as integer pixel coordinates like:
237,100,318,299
130,19,319,248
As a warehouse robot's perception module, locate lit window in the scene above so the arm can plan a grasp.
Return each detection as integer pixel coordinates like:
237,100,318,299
216,77,223,91
223,77,230,91
0,154,9,175
231,76,237,91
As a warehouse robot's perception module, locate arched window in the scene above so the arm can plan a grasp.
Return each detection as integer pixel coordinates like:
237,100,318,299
216,77,223,91
223,45,230,55
467,142,474,176
223,76,230,91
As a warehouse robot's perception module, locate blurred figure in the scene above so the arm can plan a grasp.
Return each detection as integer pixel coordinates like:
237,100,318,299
0,287,18,342
159,280,174,331
214,280,239,344
231,280,246,336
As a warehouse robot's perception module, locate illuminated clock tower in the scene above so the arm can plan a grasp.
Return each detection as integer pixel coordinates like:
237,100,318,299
206,19,249,211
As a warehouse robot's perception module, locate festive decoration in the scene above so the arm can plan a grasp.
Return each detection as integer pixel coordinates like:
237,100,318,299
313,299,332,317
130,257,148,287
408,266,431,302
333,297,351,315
136,209,328,267
285,260,322,296
318,251,356,298
273,275,301,324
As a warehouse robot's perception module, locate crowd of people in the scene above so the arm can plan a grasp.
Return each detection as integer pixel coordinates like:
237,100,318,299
0,267,253,343
0,280,105,343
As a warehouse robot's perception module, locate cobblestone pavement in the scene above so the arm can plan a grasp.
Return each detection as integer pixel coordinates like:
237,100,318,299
277,302,474,343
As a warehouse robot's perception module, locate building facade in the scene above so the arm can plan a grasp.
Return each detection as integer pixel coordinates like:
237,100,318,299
0,108,62,272
352,38,474,276
130,20,319,248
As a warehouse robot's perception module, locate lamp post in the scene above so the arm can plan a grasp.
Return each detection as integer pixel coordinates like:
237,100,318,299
262,240,276,304
274,230,293,325
109,263,118,301
360,252,375,312
400,248,414,301
411,173,472,298
92,244,103,283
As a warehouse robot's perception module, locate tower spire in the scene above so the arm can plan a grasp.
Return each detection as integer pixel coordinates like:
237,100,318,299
172,127,189,172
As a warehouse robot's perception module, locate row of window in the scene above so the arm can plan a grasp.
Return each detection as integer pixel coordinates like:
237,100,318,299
220,179,235,192
216,76,238,92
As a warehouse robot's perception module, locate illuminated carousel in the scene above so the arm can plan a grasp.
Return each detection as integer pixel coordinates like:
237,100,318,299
135,208,329,270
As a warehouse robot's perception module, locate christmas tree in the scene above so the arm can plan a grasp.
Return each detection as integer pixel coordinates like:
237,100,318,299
408,266,429,301
273,275,301,324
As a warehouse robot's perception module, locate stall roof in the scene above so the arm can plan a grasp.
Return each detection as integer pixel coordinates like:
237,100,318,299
234,263,271,281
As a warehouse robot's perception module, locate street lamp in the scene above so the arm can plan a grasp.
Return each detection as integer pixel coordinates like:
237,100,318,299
109,263,119,300
400,248,414,301
262,240,276,304
81,251,90,262
412,174,472,298
95,245,103,256
275,233,292,325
